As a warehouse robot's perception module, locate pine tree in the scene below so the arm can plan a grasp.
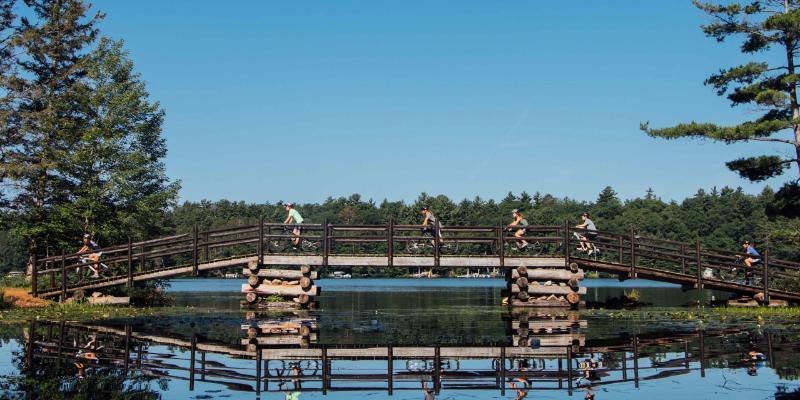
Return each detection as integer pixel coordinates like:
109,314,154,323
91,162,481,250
66,38,179,242
641,1,800,214
1,0,102,264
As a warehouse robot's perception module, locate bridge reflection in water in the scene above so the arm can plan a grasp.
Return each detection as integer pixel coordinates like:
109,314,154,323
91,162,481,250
21,313,791,399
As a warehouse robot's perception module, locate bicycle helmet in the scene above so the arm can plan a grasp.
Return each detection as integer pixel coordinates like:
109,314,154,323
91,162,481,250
581,212,590,217
511,209,520,214
286,202,295,208
421,206,429,211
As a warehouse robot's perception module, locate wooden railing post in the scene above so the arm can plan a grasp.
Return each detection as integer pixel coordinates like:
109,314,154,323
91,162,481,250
192,225,199,277
763,249,770,304
618,235,624,264
140,243,146,273
563,220,570,267
323,219,329,268
60,251,67,300
31,253,38,297
387,218,394,267
258,216,264,263
680,244,686,274
189,334,197,391
497,223,504,268
127,237,133,288
433,220,441,268
696,240,702,289
629,229,636,278
204,232,210,260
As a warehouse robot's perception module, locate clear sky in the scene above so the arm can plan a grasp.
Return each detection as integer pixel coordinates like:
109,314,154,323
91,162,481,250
90,1,791,204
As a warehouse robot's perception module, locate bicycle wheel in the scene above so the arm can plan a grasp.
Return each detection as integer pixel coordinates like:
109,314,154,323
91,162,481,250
406,241,422,254
530,241,546,255
301,240,318,252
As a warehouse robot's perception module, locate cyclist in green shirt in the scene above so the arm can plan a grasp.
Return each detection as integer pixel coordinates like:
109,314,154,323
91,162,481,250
283,202,304,248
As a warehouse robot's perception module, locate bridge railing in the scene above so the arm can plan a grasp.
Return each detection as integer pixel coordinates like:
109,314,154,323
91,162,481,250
565,227,800,301
30,221,800,300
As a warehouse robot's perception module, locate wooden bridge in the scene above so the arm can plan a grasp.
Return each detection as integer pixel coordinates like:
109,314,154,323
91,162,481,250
29,220,800,303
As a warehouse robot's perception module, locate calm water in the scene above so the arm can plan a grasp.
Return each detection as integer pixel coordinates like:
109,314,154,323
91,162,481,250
1,279,798,399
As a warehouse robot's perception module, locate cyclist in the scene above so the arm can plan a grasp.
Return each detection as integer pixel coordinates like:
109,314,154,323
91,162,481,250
77,234,103,278
508,209,530,250
738,240,761,268
735,240,760,285
283,203,304,249
420,206,444,245
574,213,598,254
422,380,436,400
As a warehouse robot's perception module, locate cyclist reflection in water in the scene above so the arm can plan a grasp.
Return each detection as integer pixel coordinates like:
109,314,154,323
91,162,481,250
279,365,302,399
508,359,532,399
74,334,100,379
422,380,436,400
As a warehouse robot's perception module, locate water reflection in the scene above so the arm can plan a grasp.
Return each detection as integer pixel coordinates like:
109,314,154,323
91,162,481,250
10,315,800,400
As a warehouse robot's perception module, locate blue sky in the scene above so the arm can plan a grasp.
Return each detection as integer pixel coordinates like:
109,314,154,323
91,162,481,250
91,1,791,204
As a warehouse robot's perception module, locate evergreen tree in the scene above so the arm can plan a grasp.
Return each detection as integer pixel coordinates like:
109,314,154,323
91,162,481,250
67,37,179,243
641,1,800,215
0,0,102,264
593,186,623,221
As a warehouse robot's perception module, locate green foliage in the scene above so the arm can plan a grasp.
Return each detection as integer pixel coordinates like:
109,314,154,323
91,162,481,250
641,1,800,209
0,1,178,266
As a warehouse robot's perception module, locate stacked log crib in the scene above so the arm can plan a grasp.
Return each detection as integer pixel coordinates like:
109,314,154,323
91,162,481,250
241,313,318,352
507,309,586,354
506,262,584,308
241,261,319,309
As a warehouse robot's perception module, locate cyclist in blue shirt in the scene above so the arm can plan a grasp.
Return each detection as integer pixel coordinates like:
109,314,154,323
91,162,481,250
739,240,761,268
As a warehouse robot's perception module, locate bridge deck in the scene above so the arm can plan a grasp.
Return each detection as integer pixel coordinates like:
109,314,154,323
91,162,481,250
34,255,564,298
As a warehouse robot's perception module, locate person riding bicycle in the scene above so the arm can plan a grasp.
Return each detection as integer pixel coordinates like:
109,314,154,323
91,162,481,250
735,240,760,284
737,240,761,267
283,203,304,249
509,209,530,250
77,234,103,278
574,213,598,254
420,206,444,246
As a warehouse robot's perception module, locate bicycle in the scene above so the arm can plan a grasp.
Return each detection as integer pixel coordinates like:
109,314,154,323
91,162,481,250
503,229,548,256
405,228,458,254
270,227,319,252
572,232,600,259
76,255,110,282
405,359,460,372
719,258,759,286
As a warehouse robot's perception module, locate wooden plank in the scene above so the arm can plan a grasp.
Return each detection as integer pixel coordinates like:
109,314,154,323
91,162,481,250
242,268,318,280
261,346,570,360
512,269,584,280
242,333,317,345
512,284,587,295
241,283,319,297
513,335,584,347
511,320,587,330
258,255,565,268
86,296,130,305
